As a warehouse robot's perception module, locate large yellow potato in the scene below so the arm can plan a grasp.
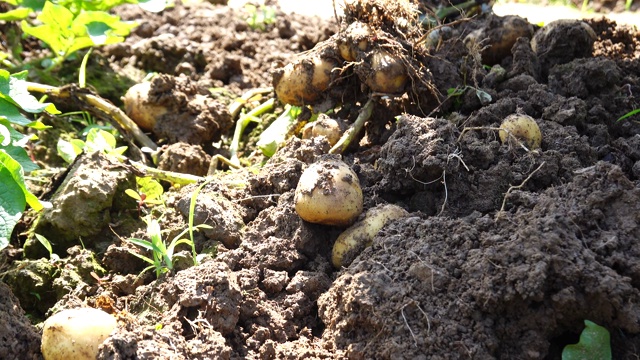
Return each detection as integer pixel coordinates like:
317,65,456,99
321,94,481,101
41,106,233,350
274,56,337,106
294,157,363,226
332,203,409,268
41,307,118,360
498,114,542,150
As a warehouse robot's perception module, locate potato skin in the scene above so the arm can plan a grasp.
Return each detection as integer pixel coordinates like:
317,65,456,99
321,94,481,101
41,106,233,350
123,82,167,131
41,308,117,360
274,56,337,106
332,203,409,268
498,114,542,150
363,49,408,93
294,157,363,226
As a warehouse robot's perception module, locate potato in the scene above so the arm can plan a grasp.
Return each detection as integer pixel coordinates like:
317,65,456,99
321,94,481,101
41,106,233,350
338,21,371,62
498,114,542,150
332,203,409,268
363,49,408,93
41,307,117,360
300,114,344,147
294,156,363,226
273,56,337,106
123,82,168,131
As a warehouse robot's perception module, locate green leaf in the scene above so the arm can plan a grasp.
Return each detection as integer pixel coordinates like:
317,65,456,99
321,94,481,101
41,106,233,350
0,7,33,21
0,150,42,211
0,124,9,146
85,128,115,153
257,105,299,157
56,138,83,163
0,73,59,114
617,108,640,122
0,153,27,251
562,320,611,360
136,177,164,202
34,233,53,256
1,145,38,173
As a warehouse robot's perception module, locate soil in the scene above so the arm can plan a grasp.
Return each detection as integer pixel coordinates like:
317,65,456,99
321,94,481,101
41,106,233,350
1,0,640,359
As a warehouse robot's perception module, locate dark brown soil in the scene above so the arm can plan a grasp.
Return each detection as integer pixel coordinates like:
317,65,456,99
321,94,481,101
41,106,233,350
1,0,639,359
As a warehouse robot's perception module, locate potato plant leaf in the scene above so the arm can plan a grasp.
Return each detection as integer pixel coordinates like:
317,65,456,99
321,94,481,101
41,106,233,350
21,2,136,62
562,320,611,360
0,151,28,251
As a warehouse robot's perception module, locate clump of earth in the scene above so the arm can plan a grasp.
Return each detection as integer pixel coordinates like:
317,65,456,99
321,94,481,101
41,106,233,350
1,0,639,359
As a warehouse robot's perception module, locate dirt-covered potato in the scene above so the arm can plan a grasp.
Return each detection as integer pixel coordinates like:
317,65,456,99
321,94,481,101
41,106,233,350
294,156,363,226
273,56,338,106
499,114,542,149
338,21,371,62
41,307,118,360
301,115,344,147
332,203,409,268
362,48,408,93
123,82,168,131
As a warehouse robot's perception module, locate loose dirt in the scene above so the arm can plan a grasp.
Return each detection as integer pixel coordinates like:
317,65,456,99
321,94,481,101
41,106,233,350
1,0,639,359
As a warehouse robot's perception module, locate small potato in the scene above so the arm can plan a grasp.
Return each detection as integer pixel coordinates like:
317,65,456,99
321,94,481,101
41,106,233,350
123,82,168,131
301,114,344,147
338,21,371,62
294,157,363,226
332,203,409,268
41,307,117,360
498,114,542,149
363,49,408,93
274,56,337,106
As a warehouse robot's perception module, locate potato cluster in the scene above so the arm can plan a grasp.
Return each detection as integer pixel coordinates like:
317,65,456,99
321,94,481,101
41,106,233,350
273,0,429,107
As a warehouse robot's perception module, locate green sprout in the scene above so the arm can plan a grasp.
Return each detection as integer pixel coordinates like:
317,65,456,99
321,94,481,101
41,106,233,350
56,127,128,163
562,320,611,360
127,215,210,278
245,4,276,31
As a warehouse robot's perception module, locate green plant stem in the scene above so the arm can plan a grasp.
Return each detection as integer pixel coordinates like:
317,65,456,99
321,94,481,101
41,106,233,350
114,155,203,185
229,97,275,166
25,82,158,151
329,98,374,154
229,87,273,119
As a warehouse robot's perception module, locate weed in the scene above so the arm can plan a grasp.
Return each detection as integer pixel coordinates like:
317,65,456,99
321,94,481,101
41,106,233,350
244,4,276,31
56,127,127,163
127,215,210,278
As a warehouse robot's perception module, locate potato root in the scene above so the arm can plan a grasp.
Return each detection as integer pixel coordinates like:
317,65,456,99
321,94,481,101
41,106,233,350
123,82,168,131
499,114,542,150
332,203,409,268
294,157,363,226
41,307,118,360
273,56,338,106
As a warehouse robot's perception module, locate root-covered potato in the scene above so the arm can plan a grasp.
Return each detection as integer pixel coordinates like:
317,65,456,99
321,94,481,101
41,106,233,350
123,82,168,131
294,156,363,226
498,114,542,149
41,307,118,360
332,203,409,268
273,56,337,106
363,49,408,93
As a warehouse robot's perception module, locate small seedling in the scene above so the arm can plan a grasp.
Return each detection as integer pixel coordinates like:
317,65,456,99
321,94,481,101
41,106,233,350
56,127,127,163
34,233,60,262
245,4,276,31
562,320,611,360
125,176,165,215
127,215,210,278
